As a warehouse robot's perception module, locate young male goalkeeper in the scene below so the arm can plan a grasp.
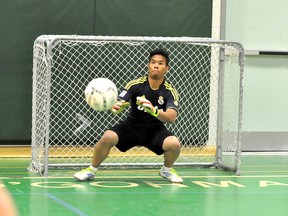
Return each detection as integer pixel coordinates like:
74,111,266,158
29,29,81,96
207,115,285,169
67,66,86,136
74,48,183,183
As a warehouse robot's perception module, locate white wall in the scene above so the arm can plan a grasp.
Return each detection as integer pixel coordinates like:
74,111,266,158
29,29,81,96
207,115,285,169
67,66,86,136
223,0,288,151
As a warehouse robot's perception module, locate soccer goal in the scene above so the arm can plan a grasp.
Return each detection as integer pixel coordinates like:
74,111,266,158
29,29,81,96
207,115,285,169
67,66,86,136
28,35,245,176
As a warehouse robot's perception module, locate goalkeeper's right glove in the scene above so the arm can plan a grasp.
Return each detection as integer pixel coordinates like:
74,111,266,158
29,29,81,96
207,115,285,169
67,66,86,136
111,100,130,115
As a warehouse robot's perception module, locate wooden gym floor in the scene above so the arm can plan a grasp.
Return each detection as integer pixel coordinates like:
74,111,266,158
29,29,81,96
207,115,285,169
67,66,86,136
0,146,287,216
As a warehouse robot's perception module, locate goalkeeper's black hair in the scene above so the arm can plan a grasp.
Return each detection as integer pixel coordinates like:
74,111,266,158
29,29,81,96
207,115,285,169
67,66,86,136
149,48,170,66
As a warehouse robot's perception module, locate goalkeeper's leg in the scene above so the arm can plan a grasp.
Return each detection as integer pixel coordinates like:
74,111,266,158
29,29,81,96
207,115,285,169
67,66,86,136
91,130,118,167
162,136,181,167
74,130,118,181
159,136,183,183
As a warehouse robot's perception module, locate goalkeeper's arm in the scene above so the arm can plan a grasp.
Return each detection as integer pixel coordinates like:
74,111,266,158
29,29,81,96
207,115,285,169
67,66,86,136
136,96,177,124
111,99,130,115
157,108,177,124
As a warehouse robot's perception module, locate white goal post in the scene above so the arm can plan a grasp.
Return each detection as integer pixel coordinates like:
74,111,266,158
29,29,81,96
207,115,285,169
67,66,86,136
28,35,245,176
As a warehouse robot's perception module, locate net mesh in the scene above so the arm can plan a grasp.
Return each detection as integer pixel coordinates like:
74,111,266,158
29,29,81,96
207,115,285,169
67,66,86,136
28,35,244,174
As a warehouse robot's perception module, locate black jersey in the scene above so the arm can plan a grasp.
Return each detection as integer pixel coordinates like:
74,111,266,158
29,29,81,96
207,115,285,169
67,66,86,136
118,76,179,124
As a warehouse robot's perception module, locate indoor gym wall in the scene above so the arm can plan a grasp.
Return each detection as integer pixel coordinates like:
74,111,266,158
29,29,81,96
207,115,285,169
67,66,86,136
0,0,212,143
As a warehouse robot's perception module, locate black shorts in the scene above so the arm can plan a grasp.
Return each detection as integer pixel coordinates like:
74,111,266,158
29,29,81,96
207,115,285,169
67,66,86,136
109,119,174,155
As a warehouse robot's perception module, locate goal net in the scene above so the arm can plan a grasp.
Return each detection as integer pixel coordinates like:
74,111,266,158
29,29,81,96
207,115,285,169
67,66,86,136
28,35,244,176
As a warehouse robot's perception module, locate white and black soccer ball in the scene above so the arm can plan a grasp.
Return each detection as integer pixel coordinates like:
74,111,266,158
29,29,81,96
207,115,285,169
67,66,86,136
84,78,118,111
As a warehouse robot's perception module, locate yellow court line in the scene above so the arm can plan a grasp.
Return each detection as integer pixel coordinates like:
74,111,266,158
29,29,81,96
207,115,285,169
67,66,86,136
1,169,288,177
242,165,288,167
241,170,288,173
187,175,288,178
0,170,288,176
0,167,30,169
1,174,288,180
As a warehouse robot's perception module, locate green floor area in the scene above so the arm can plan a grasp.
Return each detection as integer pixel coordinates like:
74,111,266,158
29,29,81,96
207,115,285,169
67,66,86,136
0,155,288,216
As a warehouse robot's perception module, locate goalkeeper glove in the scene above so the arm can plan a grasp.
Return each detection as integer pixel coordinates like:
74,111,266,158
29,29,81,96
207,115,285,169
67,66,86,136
136,96,159,117
111,100,130,115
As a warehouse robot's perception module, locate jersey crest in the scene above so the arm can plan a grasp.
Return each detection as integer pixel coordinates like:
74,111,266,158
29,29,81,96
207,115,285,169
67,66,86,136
158,96,164,105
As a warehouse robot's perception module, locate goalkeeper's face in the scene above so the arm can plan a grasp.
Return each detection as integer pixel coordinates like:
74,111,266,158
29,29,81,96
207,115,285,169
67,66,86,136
148,54,169,80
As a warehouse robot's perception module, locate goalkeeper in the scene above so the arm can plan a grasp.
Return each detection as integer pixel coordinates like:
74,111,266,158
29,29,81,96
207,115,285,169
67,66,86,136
74,48,183,183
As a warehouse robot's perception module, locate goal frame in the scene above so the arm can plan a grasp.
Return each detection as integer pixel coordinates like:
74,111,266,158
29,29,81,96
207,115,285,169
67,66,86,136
28,35,245,176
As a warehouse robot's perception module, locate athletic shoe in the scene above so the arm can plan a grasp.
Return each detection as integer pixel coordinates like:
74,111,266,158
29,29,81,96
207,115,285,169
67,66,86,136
159,166,183,183
74,167,96,181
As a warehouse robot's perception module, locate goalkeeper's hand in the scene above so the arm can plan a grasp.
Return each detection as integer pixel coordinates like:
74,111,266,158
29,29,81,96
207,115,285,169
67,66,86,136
111,100,130,115
136,96,159,117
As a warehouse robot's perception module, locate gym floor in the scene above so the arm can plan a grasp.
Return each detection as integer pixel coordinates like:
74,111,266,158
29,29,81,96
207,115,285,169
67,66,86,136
0,154,287,216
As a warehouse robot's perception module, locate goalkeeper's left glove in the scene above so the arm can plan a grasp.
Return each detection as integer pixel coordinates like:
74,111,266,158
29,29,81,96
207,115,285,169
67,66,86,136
136,96,159,117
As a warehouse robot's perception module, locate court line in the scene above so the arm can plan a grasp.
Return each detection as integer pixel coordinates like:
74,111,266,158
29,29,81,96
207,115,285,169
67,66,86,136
1,162,288,169
0,169,287,175
11,190,288,196
240,170,288,173
46,193,89,216
241,165,288,167
1,175,288,180
1,164,288,169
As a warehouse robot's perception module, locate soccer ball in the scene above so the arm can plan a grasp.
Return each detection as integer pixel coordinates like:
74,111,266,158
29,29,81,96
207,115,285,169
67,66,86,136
84,78,118,111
